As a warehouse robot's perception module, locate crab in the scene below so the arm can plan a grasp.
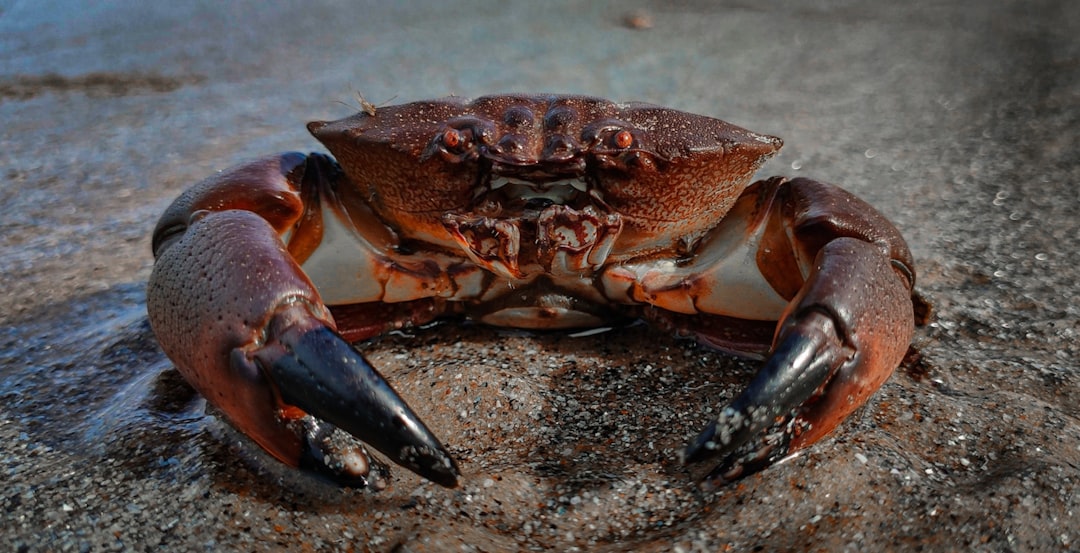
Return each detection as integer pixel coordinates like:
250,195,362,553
147,94,918,489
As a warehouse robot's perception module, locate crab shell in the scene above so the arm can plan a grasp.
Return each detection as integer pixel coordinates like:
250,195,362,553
307,95,782,257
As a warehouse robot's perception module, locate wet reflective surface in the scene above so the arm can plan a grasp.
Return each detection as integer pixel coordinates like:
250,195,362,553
2,1,1078,550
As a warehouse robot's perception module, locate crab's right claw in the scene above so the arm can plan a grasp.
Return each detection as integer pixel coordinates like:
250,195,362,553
146,154,458,489
249,313,460,488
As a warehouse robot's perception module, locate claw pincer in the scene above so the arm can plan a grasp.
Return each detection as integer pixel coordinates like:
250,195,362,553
147,94,918,489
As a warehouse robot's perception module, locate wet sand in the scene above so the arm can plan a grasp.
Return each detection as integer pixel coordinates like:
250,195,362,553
2,1,1077,551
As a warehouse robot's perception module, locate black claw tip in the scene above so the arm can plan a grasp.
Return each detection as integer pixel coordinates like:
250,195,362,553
682,405,766,466
257,325,460,487
397,444,460,488
684,313,842,479
682,419,719,465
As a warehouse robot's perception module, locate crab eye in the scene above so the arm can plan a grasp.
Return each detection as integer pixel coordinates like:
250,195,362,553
426,119,493,163
442,128,463,149
614,129,634,149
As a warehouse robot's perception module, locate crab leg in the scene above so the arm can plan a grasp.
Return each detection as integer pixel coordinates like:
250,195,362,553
147,154,459,487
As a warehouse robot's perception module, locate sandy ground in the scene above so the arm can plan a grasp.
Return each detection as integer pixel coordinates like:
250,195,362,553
1,1,1078,551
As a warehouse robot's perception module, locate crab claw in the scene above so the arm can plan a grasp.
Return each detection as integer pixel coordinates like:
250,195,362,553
682,310,845,481
683,235,915,485
249,312,460,487
147,154,459,488
683,311,836,451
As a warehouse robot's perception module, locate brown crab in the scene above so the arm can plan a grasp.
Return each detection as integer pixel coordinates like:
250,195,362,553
147,94,918,489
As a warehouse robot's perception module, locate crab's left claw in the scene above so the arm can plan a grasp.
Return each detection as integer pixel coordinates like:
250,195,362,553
682,309,847,478
682,179,917,485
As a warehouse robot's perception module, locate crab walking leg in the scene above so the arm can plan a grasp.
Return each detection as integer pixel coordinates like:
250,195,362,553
147,154,459,487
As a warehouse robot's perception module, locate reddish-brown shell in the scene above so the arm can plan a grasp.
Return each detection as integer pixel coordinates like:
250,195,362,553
309,94,782,254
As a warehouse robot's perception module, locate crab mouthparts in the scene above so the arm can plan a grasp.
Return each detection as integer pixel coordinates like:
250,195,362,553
447,170,622,280
476,175,599,212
